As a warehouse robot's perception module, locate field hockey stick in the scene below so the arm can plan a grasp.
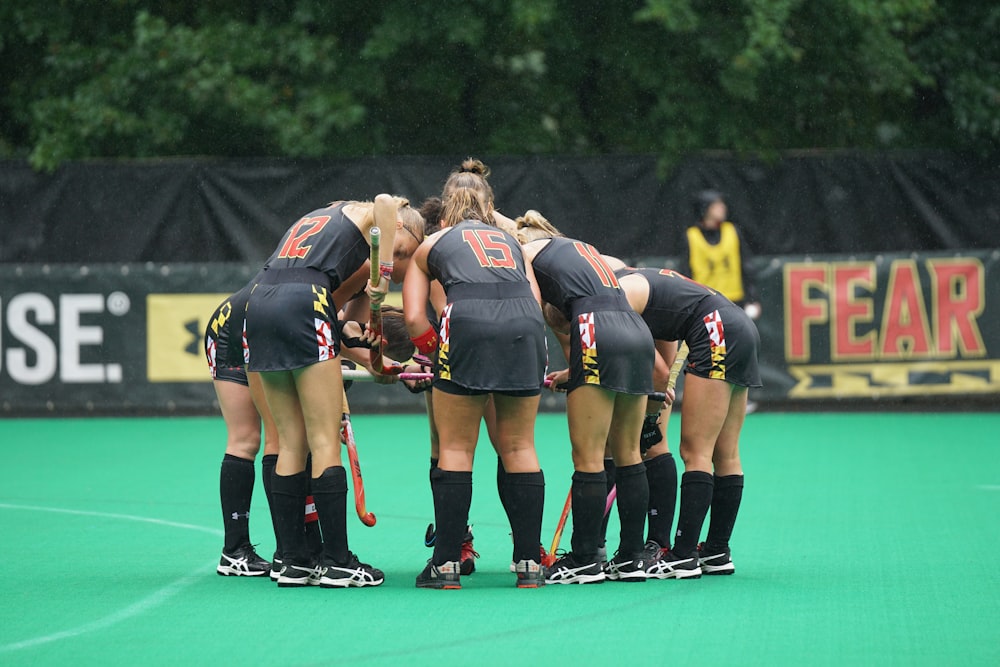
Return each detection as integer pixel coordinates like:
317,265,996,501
366,227,390,375
366,228,403,376
343,369,433,382
667,342,690,394
341,386,376,527
542,488,572,567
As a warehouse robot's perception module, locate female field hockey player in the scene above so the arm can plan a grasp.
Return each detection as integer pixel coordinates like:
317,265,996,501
205,278,275,577
244,195,423,588
517,213,656,584
403,184,548,589
415,161,528,575
206,267,417,580
614,265,761,577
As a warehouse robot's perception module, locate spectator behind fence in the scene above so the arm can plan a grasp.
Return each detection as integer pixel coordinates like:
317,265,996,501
678,190,761,321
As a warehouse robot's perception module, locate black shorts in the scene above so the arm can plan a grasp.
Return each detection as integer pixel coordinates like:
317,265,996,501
684,300,762,388
245,271,340,372
205,294,249,385
567,296,654,395
433,378,540,398
432,283,546,395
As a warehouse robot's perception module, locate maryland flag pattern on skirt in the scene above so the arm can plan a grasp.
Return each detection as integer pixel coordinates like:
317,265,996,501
437,303,453,381
313,285,336,361
703,309,727,380
578,312,600,385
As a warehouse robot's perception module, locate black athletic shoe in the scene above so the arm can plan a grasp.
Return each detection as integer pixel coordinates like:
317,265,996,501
514,559,546,588
460,526,479,575
606,551,648,582
416,560,462,589
276,561,321,587
698,543,736,575
545,552,605,585
217,544,271,577
319,552,384,588
269,553,283,582
646,549,702,579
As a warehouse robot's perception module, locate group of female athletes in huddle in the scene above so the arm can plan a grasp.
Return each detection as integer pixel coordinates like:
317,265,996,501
206,159,761,589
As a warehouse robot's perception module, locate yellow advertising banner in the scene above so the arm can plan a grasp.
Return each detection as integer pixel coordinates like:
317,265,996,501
147,294,230,382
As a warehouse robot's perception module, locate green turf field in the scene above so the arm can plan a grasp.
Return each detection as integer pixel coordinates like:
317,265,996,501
1,412,998,666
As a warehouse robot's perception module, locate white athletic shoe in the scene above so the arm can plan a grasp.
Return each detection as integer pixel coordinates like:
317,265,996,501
605,552,649,582
698,543,736,575
646,550,702,579
216,544,271,577
545,553,606,585
276,562,322,587
319,552,384,588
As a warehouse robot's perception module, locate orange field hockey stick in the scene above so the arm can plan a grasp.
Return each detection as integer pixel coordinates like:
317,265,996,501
341,386,376,527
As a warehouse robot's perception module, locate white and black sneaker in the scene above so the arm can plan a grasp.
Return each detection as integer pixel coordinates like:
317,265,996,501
217,544,271,577
269,553,282,582
698,543,735,575
320,552,384,588
276,561,321,587
646,549,702,579
641,540,670,579
606,551,648,582
545,552,606,585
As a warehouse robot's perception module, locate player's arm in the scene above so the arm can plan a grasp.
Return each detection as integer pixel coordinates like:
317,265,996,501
402,240,437,354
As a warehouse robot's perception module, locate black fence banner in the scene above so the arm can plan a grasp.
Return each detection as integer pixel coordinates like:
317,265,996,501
2,252,997,416
3,153,997,266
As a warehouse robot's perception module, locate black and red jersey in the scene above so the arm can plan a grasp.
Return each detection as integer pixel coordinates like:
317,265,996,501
530,237,627,320
427,220,531,291
264,202,369,290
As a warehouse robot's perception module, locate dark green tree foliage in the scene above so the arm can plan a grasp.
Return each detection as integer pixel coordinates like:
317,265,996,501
0,0,996,171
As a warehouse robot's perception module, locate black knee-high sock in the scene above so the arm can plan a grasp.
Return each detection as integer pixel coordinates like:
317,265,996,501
311,466,349,565
569,470,606,562
598,457,616,548
304,457,323,560
503,471,545,562
261,454,280,555
271,470,309,565
615,462,649,559
645,453,678,548
673,471,714,557
220,454,255,553
497,456,514,524
705,474,744,551
431,468,473,565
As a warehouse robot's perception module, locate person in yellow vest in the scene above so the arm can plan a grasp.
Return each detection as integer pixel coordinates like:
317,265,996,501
679,190,761,320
